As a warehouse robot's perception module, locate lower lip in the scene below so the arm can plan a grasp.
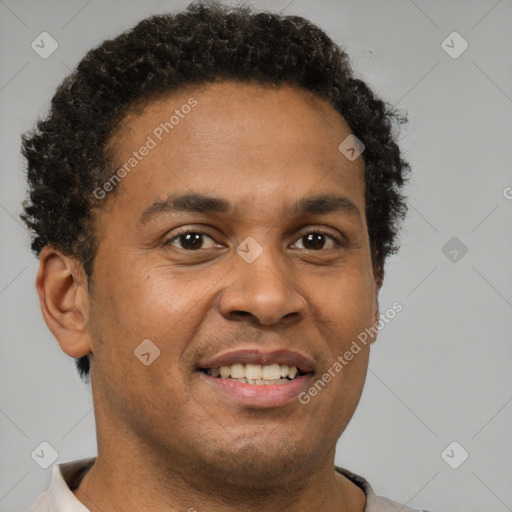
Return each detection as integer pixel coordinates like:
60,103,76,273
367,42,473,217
199,372,312,408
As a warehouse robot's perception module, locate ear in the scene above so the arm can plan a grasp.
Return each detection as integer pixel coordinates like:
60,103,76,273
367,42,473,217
370,262,384,345
36,245,92,358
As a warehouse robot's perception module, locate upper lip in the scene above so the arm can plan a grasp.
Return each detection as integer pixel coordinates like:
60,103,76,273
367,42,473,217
198,348,315,373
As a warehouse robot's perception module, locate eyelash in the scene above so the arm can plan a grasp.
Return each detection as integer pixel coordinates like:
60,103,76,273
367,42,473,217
164,228,345,251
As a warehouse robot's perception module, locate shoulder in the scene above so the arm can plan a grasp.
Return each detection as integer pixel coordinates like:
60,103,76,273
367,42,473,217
30,490,53,512
335,466,433,512
29,458,95,512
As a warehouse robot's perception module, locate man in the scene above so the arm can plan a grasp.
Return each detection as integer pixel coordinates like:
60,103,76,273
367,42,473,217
22,1,428,511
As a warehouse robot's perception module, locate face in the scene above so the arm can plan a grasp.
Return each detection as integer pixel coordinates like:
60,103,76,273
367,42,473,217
85,80,380,486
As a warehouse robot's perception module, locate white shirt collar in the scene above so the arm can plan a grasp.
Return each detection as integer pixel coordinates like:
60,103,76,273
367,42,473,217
31,461,92,512
50,463,90,511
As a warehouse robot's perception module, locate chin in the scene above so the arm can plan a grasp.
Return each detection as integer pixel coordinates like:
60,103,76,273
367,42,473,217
188,431,315,488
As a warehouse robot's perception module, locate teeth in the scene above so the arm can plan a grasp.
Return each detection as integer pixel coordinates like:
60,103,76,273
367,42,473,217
230,363,245,379
257,379,286,385
246,364,262,380
262,364,282,380
219,366,231,379
207,363,301,382
288,366,298,379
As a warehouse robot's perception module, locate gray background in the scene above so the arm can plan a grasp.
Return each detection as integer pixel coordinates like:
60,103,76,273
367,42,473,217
1,0,511,511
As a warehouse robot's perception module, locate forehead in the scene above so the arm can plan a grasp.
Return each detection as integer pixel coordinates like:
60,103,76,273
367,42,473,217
100,80,365,227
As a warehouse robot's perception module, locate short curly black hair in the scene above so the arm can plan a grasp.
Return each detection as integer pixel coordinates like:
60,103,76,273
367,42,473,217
20,0,410,380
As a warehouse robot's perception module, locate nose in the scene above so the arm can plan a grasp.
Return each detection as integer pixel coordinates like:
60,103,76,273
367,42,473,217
217,245,308,326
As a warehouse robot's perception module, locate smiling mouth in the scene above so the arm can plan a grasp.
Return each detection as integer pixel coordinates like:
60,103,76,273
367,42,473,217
199,363,309,385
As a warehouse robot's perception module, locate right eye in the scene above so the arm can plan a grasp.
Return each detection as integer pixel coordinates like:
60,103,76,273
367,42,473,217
164,231,221,251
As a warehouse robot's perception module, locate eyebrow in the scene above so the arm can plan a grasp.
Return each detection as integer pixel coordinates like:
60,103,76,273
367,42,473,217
138,192,362,225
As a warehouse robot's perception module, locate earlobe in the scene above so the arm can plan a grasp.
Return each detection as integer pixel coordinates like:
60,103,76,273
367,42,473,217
36,245,92,358
369,306,380,345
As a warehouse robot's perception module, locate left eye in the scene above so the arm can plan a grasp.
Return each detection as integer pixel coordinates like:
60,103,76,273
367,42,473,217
292,232,339,251
166,232,219,251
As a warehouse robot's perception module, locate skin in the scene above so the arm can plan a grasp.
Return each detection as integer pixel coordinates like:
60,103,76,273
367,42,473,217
37,80,382,512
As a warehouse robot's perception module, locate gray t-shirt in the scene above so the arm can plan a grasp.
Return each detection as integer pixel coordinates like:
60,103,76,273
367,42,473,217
30,458,431,511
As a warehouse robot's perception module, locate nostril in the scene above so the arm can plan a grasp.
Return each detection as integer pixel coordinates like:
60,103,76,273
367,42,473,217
233,311,251,316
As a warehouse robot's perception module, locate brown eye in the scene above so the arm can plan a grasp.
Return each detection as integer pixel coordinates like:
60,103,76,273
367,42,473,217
166,232,218,251
293,231,340,251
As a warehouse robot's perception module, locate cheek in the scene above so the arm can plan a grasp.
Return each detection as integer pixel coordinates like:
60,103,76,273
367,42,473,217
87,265,197,415
89,262,219,377
313,267,377,341
92,262,183,334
